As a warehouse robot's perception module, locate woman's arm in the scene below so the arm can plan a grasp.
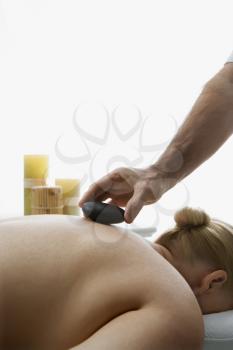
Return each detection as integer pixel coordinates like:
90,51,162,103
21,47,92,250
70,306,204,350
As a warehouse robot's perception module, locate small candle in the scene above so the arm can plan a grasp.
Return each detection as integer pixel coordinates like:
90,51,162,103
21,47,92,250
24,155,49,215
55,178,80,215
31,186,63,215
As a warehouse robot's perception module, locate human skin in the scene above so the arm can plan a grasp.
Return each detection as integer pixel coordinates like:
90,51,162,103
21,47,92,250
79,63,233,223
0,215,204,350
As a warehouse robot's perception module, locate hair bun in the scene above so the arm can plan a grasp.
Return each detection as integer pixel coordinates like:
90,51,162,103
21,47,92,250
174,207,210,229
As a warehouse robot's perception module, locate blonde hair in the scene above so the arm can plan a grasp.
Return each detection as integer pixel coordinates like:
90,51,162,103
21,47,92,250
157,207,233,289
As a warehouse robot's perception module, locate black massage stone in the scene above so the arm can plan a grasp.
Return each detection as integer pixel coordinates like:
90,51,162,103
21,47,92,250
82,201,125,225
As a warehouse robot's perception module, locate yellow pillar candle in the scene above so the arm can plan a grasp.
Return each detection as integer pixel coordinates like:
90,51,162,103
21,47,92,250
24,155,49,215
55,178,80,215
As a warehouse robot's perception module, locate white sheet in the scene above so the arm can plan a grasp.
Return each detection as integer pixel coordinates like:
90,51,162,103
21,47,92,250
204,310,233,350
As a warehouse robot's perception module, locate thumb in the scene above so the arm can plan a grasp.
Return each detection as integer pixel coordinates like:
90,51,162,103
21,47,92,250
124,189,144,224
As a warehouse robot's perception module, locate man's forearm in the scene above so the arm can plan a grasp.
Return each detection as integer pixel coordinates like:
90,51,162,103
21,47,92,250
150,63,233,185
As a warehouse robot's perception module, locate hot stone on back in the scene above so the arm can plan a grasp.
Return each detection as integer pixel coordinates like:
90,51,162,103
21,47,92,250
82,201,125,225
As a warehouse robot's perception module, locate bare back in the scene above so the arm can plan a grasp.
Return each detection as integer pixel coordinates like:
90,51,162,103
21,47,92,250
0,215,203,349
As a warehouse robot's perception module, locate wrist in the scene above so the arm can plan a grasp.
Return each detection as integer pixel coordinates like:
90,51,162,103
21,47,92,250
148,144,185,180
144,162,180,194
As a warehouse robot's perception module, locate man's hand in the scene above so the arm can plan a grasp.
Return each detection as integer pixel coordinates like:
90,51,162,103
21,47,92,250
79,166,176,223
79,63,233,224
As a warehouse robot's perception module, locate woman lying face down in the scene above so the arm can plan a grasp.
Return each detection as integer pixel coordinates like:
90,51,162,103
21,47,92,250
0,209,205,350
0,206,230,350
153,207,233,314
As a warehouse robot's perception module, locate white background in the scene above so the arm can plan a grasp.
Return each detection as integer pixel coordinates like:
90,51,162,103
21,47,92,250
0,0,232,234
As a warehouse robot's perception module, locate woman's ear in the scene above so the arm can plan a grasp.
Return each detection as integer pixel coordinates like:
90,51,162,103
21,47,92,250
195,270,228,295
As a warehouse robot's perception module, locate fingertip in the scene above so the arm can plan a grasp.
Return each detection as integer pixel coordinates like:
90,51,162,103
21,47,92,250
78,198,92,207
125,199,143,224
124,209,133,224
78,196,87,207
78,192,94,207
124,216,133,224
